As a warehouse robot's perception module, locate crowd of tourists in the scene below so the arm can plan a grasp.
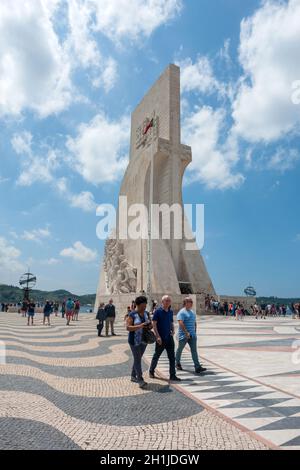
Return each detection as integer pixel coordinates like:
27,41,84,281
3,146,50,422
0,303,10,312
2,292,299,391
204,295,299,319
94,294,300,390
14,298,81,326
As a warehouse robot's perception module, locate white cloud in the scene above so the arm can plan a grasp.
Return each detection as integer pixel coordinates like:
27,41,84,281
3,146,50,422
91,57,118,93
295,234,300,242
11,132,60,187
11,131,32,155
43,258,60,265
182,106,244,190
91,0,182,42
70,191,97,212
66,112,130,184
267,148,300,172
66,0,118,92
232,0,300,142
56,177,68,194
0,175,9,184
21,227,51,244
218,39,232,66
9,231,19,240
60,241,97,262
11,133,96,212
0,0,183,118
178,56,225,96
0,236,24,281
101,57,118,93
66,0,101,69
0,0,73,118
56,177,96,212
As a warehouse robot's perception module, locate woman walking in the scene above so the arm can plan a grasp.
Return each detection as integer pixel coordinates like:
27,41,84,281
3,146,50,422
126,295,152,389
96,302,106,336
73,300,80,321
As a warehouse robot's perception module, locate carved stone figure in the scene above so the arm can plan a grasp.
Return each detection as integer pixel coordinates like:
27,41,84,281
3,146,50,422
120,259,137,293
103,238,137,295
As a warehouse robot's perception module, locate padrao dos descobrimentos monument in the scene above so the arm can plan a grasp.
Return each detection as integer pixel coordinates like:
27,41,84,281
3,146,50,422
95,64,245,314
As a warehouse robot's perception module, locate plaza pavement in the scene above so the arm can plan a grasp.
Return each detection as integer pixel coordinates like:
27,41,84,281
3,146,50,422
145,315,300,450
0,312,298,450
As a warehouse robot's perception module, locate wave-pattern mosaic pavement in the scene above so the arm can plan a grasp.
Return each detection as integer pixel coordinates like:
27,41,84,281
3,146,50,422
0,312,270,450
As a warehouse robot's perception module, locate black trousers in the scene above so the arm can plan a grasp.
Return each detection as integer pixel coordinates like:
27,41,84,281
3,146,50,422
150,336,176,377
97,320,104,336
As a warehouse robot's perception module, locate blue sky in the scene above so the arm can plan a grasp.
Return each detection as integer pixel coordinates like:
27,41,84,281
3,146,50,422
0,0,299,297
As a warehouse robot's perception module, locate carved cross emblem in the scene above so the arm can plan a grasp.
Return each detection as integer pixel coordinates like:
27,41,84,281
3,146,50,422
135,112,159,150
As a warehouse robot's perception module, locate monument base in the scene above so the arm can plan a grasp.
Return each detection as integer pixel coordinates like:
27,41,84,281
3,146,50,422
93,293,256,316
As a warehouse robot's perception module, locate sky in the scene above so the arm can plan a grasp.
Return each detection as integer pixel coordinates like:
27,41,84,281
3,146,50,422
0,0,300,297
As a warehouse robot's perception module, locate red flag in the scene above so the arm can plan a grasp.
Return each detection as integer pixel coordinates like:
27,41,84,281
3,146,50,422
143,118,154,135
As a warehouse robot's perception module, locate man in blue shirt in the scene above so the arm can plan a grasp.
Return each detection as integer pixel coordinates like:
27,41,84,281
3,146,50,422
176,297,206,374
149,295,181,382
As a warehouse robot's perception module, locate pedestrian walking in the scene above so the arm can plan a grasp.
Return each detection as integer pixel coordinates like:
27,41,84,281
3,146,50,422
27,300,35,326
104,299,116,336
175,297,207,374
124,306,131,325
43,300,52,326
61,300,66,318
21,300,28,317
96,302,106,336
126,295,152,389
66,298,74,325
73,299,80,321
54,302,59,317
149,295,181,382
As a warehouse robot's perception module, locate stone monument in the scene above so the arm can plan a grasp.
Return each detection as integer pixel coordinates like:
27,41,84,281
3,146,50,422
95,64,216,313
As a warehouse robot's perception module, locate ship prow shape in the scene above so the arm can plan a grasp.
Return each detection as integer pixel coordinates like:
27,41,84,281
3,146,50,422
95,64,215,313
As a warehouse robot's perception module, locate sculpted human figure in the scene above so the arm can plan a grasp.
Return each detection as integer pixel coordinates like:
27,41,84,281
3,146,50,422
120,259,137,293
114,270,130,294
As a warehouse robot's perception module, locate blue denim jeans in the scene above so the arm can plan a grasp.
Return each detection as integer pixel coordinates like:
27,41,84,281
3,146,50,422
130,343,147,382
175,335,200,369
